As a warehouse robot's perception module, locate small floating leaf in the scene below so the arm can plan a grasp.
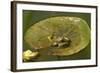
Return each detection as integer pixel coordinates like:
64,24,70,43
23,50,39,61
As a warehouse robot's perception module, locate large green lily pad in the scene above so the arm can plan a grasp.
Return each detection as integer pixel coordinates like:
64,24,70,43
24,16,90,56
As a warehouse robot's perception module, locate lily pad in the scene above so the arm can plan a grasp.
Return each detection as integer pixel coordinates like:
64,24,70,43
24,16,90,56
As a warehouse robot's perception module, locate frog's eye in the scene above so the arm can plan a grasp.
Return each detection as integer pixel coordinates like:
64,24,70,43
56,37,63,42
63,37,71,44
48,34,54,42
64,37,70,41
